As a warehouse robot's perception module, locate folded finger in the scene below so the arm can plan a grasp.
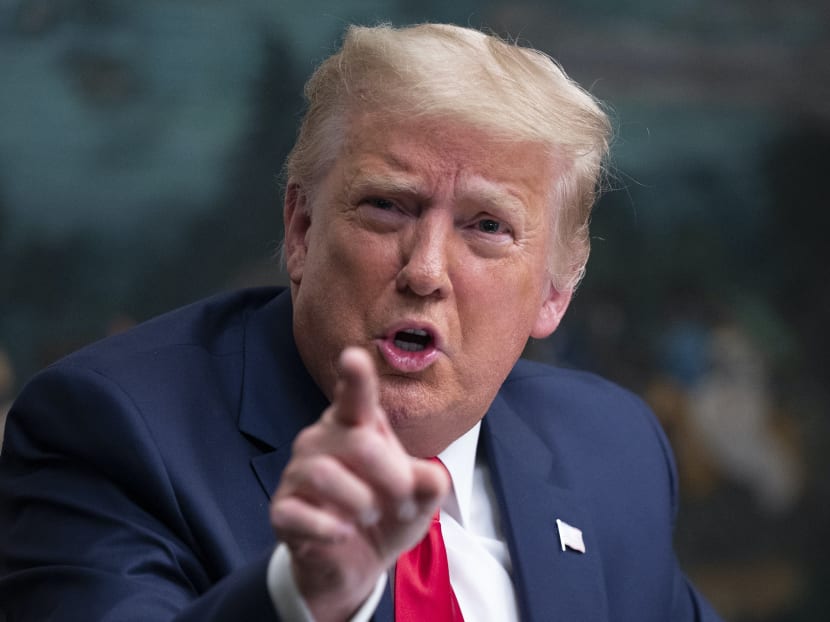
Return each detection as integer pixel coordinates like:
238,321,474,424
270,496,356,544
282,454,381,527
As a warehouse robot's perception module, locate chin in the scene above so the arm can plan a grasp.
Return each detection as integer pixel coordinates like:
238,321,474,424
380,376,439,413
381,399,424,428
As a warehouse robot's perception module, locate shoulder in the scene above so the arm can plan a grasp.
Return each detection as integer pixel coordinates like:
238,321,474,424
502,357,659,435
61,287,284,371
5,287,287,460
498,357,679,510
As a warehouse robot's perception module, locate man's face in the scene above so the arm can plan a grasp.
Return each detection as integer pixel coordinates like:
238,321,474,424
285,114,572,457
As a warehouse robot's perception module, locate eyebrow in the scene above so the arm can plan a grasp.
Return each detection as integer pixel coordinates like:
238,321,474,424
347,168,529,215
457,176,528,214
348,173,425,198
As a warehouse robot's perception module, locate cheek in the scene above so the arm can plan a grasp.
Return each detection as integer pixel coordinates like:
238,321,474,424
458,258,544,313
463,271,548,361
327,224,400,282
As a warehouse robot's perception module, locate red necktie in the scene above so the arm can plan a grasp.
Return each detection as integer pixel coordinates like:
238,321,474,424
394,459,464,621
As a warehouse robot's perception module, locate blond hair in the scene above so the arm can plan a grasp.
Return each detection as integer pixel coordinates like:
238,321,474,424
285,23,611,291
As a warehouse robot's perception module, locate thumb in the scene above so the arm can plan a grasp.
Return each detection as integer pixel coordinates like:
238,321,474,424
404,457,451,521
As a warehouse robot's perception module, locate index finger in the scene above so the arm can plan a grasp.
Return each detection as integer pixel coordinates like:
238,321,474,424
332,347,381,427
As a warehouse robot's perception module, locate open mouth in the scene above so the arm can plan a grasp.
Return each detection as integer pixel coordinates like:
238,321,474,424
377,324,441,373
393,328,432,352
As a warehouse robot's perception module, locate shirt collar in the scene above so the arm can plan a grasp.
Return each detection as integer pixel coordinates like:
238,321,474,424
437,421,481,528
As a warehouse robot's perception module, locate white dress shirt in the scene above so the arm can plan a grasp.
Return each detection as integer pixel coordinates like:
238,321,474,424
268,422,520,621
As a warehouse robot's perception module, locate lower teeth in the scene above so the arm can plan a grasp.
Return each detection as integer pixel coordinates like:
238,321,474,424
394,339,425,352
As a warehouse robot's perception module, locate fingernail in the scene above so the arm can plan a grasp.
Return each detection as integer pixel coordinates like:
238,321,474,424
359,506,380,527
397,499,417,522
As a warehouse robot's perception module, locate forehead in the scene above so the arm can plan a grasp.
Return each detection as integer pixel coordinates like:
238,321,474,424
336,113,560,206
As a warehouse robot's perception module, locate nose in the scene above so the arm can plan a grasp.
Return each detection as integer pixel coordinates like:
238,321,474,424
395,212,453,299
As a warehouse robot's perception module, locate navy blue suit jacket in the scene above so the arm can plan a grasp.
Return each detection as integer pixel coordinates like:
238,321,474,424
0,288,721,621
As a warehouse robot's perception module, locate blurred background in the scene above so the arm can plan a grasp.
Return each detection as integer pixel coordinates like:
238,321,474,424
0,0,827,619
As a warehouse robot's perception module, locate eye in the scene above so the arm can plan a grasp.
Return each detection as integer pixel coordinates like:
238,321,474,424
477,218,503,234
365,197,396,210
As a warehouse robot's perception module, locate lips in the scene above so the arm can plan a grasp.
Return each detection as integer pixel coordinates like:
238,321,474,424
376,323,442,373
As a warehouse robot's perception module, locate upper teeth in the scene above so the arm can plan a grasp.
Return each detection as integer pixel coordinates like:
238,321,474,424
403,329,428,336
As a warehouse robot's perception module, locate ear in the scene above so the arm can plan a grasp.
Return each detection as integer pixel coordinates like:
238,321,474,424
530,282,573,339
283,182,312,285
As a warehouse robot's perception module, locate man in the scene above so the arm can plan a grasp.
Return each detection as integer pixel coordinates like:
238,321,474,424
0,23,721,621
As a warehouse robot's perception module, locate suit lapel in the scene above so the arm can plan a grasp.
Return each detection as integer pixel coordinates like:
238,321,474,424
236,290,328,499
483,393,609,622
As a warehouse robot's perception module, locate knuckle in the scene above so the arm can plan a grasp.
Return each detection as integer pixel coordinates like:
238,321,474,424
302,455,338,491
344,430,384,468
269,497,296,530
292,424,323,455
349,435,413,497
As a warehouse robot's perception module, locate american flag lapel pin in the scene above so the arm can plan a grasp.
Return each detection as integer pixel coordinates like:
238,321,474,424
556,518,586,554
